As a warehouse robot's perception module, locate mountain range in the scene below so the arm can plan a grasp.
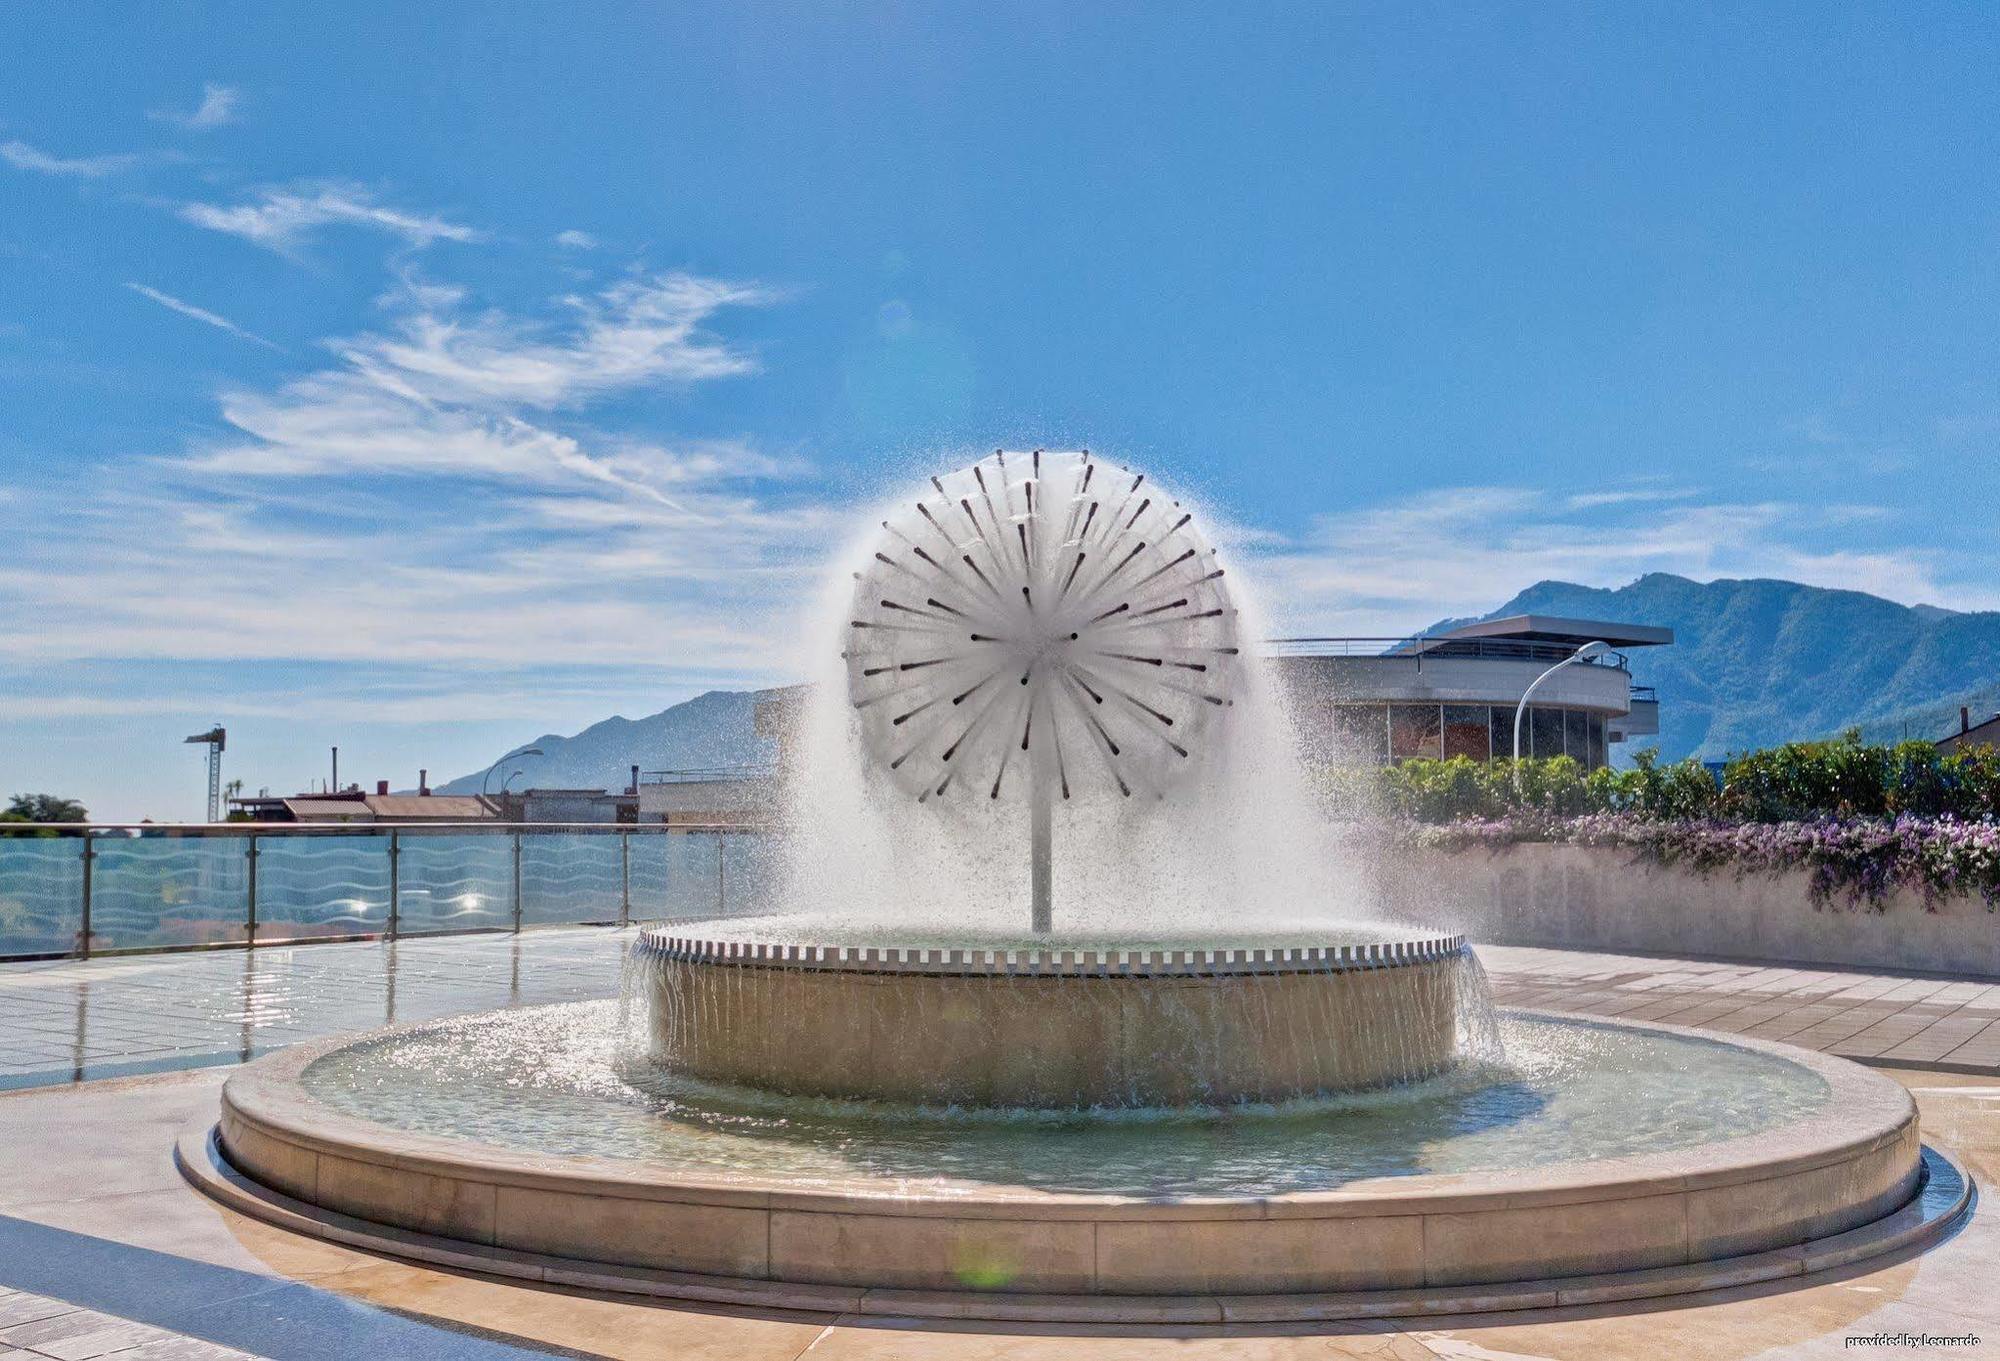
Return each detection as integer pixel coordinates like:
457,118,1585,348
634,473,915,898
435,688,782,796
1440,574,2000,761
444,575,2000,789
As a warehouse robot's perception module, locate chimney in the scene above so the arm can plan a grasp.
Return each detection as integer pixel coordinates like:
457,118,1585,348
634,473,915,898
630,764,640,795
376,780,389,796
1964,707,1972,735
419,768,430,796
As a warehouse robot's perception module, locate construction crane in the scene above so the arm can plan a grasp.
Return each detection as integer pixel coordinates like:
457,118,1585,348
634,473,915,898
184,726,226,822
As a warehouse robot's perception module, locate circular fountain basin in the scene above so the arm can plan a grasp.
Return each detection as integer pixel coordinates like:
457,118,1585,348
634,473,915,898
637,919,1468,1106
207,1002,1924,1307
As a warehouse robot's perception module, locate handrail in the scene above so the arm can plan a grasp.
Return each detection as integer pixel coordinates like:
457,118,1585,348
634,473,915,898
638,766,776,785
0,820,759,836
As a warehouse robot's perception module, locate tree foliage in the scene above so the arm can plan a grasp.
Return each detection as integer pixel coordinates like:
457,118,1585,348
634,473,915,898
2,793,88,824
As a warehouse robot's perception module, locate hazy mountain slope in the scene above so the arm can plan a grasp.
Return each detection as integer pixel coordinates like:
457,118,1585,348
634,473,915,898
436,689,778,795
1861,682,2000,746
1441,574,2000,761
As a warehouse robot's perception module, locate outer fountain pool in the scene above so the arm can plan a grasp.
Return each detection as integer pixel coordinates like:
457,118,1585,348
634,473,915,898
208,986,1927,1310
293,1004,1835,1193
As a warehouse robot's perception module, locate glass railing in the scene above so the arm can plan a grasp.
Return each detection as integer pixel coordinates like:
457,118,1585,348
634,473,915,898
0,822,767,962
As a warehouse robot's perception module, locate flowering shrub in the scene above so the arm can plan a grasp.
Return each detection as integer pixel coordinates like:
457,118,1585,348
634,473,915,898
1394,811,2000,913
1329,737,2000,910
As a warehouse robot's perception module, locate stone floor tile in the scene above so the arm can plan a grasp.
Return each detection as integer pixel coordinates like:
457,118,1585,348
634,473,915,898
324,1259,835,1361
0,1297,76,1329
804,1319,1425,1360
0,1309,169,1360
101,1339,262,1361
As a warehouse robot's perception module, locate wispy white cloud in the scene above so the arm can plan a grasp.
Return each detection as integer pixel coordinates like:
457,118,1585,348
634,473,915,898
0,684,667,724
0,263,838,688
178,179,481,253
554,229,598,249
1,139,139,178
1561,486,1699,510
150,82,241,129
183,270,778,511
338,272,778,409
124,283,282,351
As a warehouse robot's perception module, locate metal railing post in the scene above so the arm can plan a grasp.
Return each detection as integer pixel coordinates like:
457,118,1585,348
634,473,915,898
620,832,631,926
717,834,726,915
78,833,94,959
386,830,400,940
512,830,524,933
245,833,259,947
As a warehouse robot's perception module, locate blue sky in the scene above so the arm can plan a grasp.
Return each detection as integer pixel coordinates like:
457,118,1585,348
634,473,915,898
5,3,1999,820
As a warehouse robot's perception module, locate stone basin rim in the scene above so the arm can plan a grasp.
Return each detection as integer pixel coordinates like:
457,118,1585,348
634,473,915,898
219,1006,1916,1218
634,923,1468,977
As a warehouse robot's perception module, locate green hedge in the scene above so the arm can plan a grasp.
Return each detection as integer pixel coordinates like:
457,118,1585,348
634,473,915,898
1334,735,2000,826
1721,735,2000,821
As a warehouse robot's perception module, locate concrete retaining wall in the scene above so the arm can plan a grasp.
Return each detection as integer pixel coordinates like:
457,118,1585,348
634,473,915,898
1377,841,2000,977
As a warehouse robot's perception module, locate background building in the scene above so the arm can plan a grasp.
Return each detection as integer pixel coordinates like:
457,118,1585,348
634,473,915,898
1271,615,1672,768
503,788,636,824
1939,708,2000,756
637,767,777,825
228,787,502,823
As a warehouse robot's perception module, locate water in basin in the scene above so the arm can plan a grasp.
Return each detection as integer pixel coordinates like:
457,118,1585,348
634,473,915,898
300,1001,1831,1199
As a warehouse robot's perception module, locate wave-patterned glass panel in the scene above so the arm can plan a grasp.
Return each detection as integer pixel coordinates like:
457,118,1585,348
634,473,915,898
627,831,728,921
394,832,514,934
519,833,624,926
255,835,389,942
0,834,86,957
89,834,248,951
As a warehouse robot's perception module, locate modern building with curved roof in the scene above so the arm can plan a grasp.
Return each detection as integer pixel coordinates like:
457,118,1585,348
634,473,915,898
1270,614,1673,768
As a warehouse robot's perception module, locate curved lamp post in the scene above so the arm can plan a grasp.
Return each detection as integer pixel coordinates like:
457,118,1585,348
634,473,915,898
1513,641,1609,792
481,747,544,799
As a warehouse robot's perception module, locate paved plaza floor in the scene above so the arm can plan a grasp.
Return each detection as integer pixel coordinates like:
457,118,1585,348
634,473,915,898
0,928,629,1092
2,926,1999,1357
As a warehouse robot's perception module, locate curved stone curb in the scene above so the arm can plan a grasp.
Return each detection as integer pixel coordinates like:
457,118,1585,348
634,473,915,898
176,1120,1971,1325
634,928,1468,977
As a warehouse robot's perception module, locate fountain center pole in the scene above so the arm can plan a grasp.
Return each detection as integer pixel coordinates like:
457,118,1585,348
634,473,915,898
1029,704,1054,934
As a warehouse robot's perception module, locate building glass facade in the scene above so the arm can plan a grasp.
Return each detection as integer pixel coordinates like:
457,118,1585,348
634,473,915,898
1323,703,1610,767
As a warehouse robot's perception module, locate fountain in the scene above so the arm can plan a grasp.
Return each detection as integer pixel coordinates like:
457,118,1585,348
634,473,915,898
642,450,1470,1107
187,450,1958,1321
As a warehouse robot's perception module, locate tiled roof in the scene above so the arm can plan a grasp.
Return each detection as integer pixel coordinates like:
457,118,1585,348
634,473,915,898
364,795,496,819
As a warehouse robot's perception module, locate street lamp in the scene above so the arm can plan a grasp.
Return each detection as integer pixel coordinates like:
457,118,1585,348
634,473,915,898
481,747,544,799
1513,641,1610,789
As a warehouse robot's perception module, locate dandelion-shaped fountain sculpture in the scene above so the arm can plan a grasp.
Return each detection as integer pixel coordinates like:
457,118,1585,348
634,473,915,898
844,449,1241,932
